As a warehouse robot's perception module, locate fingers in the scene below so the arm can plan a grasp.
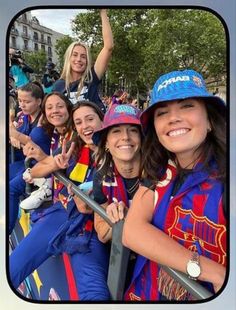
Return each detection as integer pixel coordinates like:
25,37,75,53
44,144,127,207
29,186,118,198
61,138,67,156
23,141,37,156
54,154,68,169
67,183,73,195
10,138,21,149
66,142,75,159
117,201,126,220
106,200,126,223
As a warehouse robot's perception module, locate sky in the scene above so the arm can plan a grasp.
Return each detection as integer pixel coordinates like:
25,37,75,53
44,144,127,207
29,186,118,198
31,9,86,36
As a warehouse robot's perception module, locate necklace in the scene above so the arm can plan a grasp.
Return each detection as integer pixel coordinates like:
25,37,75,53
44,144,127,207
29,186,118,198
126,178,139,195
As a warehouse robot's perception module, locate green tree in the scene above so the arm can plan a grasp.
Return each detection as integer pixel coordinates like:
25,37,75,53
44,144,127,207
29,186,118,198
141,9,227,86
70,8,226,95
24,50,47,75
54,35,73,71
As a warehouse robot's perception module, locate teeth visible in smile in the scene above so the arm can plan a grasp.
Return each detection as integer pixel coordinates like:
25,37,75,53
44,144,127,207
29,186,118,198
118,145,132,149
168,128,189,137
83,130,93,136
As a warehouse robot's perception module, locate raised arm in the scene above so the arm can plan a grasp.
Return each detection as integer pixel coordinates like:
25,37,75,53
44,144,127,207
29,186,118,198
122,186,226,293
94,9,114,80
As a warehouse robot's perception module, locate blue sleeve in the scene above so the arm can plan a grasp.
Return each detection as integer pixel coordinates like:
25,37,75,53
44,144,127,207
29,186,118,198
52,79,65,92
91,67,101,85
29,127,51,155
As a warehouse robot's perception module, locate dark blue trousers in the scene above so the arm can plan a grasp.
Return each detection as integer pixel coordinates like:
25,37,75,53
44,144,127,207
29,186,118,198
9,171,27,234
9,203,110,300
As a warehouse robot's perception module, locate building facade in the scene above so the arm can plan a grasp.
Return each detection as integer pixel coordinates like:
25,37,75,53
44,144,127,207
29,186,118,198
9,11,65,66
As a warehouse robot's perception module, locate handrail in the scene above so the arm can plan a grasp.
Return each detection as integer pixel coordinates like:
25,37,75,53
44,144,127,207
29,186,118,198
161,265,213,300
53,171,113,227
23,158,213,300
53,170,213,300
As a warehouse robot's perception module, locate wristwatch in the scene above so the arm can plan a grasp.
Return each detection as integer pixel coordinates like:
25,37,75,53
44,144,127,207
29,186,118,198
186,251,201,280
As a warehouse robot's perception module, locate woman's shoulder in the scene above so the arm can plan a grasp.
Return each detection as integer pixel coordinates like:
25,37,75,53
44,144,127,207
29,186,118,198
52,79,65,92
91,66,100,83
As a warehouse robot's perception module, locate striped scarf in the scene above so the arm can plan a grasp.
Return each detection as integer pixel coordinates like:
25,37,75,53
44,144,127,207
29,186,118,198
125,160,226,301
69,145,91,183
102,165,130,207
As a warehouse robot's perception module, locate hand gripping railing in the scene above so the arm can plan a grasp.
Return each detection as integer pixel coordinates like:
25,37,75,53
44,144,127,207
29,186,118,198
23,157,212,300
53,170,213,301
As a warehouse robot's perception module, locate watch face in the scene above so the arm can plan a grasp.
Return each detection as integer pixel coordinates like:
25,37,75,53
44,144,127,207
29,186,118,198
187,261,201,278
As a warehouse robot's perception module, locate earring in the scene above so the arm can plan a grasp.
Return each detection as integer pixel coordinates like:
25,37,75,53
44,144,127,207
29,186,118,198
207,127,212,133
105,147,109,153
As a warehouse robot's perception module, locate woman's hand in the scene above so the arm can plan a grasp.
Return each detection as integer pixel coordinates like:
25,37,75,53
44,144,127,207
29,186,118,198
9,121,18,138
22,168,34,183
67,183,93,214
106,199,127,223
10,137,21,149
54,139,75,169
23,141,47,161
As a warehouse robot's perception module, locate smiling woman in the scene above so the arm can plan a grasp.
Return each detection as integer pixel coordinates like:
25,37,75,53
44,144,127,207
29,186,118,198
52,9,114,112
122,69,227,301
153,99,210,168
91,104,142,247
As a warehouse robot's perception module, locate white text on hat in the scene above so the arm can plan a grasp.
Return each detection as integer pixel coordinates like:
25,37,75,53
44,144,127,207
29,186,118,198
157,75,190,92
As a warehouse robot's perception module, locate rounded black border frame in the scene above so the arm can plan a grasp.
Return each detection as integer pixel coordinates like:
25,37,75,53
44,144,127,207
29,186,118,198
5,4,230,305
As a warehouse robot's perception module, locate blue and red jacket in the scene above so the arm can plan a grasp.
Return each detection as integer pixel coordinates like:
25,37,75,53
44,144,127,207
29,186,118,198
125,160,226,301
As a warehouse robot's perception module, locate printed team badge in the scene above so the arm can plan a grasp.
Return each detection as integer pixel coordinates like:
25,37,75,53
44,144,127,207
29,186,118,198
168,206,226,265
192,75,203,87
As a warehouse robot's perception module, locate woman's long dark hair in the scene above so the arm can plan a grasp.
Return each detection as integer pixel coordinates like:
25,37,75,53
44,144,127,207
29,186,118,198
142,99,226,184
40,91,73,137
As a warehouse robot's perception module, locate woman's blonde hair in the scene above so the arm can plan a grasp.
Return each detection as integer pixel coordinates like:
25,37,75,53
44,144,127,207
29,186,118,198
60,41,93,99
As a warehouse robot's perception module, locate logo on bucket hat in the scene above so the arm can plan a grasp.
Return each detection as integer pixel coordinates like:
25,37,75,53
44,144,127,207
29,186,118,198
140,69,225,132
92,104,141,145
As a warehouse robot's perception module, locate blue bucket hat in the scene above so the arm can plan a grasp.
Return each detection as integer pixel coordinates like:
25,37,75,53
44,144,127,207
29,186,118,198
141,69,226,132
92,104,141,145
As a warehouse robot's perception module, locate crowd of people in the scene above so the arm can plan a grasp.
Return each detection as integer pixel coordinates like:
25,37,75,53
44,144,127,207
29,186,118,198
8,9,227,301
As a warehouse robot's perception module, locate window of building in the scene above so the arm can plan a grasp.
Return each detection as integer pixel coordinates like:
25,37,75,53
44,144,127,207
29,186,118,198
23,25,28,36
24,40,28,50
22,13,27,22
33,31,38,41
48,46,52,57
11,36,16,48
47,36,52,45
41,33,44,43
41,45,45,52
34,43,38,51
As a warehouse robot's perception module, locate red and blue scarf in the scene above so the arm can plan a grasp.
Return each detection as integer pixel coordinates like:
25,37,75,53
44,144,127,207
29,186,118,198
125,160,226,301
102,165,130,207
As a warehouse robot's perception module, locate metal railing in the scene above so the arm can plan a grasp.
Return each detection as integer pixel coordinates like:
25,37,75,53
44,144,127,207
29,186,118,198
53,170,213,301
